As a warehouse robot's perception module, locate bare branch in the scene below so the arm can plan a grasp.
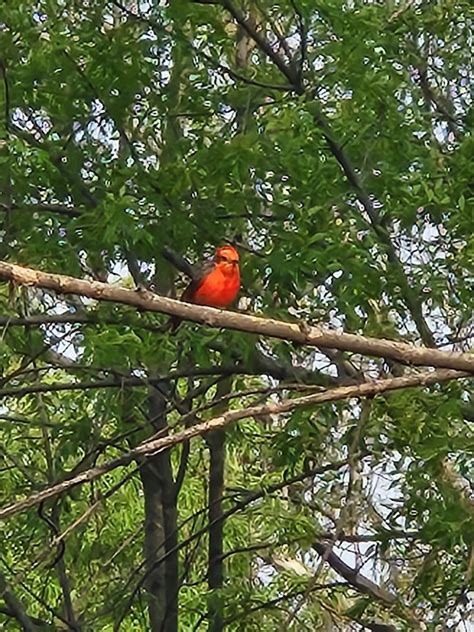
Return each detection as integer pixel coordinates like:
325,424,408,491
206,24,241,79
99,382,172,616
289,0,306,79
162,246,196,279
0,261,473,371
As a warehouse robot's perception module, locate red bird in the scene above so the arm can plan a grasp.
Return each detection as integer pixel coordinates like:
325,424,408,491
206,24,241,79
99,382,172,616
182,245,240,307
167,245,240,330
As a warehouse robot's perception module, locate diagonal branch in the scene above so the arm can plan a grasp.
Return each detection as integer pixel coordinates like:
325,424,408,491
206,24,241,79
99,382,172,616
0,261,473,371
194,0,300,86
162,246,196,279
308,111,436,347
0,368,467,521
313,541,396,604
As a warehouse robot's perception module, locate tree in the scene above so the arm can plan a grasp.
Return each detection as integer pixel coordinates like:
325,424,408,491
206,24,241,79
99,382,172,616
0,1,472,630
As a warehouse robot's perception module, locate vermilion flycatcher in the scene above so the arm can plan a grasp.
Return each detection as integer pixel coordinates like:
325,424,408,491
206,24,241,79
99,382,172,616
167,245,240,330
182,245,240,306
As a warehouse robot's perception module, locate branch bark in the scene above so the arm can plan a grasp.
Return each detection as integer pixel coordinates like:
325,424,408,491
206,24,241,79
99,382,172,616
139,387,179,632
0,261,472,372
0,368,467,521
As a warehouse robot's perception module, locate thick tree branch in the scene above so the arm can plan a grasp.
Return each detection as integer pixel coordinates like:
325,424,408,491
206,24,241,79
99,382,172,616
0,58,10,131
206,379,232,632
0,261,472,371
0,368,467,521
140,387,179,632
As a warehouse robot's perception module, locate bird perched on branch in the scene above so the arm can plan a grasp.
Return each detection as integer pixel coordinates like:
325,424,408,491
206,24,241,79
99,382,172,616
163,244,240,330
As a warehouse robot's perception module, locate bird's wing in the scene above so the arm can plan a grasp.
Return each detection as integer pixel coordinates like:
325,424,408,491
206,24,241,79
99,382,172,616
181,259,216,302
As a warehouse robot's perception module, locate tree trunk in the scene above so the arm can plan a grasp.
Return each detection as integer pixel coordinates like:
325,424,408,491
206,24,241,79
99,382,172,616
207,429,226,632
140,386,178,632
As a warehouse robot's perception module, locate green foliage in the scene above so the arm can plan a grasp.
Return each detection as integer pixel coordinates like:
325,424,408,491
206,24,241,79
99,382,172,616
0,1,472,630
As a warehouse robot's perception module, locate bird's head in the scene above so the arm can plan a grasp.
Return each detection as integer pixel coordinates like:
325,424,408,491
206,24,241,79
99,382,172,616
215,245,240,275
